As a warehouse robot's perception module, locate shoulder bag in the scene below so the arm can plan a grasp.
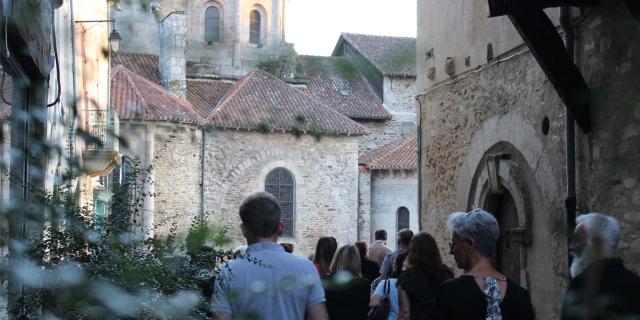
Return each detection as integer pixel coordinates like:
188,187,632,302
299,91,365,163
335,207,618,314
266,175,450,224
368,278,391,320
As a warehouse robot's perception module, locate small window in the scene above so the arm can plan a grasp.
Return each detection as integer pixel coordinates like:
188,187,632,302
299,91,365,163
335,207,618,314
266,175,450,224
205,6,221,43
265,168,295,237
397,207,410,231
249,10,261,45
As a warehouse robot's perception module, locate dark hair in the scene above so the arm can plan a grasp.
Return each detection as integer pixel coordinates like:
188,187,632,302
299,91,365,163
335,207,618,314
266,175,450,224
313,237,338,276
239,192,281,238
397,228,414,246
405,232,452,284
374,229,388,241
354,241,367,258
280,242,294,253
391,251,408,278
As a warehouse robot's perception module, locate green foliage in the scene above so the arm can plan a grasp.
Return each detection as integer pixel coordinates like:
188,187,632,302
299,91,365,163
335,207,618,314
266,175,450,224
256,61,284,77
1,159,237,319
256,122,271,134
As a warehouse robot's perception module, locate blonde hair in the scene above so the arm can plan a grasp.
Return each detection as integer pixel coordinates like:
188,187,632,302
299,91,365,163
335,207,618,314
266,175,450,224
330,244,361,276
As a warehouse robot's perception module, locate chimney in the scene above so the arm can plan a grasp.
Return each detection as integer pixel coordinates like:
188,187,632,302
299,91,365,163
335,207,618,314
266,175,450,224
159,12,187,98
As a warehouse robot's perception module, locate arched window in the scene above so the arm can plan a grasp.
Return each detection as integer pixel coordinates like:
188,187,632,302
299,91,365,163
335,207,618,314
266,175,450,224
265,168,295,237
249,10,261,45
397,207,410,231
204,6,221,43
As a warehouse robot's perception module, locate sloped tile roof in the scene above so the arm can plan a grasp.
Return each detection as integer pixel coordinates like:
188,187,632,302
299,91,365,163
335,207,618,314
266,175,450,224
111,65,205,124
186,79,234,118
335,33,416,77
298,55,390,120
0,73,11,120
359,133,417,170
112,53,162,84
209,69,368,136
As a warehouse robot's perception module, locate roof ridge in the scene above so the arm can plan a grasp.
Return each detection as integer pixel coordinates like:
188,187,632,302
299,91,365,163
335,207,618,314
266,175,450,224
341,32,416,40
115,65,149,120
208,69,257,119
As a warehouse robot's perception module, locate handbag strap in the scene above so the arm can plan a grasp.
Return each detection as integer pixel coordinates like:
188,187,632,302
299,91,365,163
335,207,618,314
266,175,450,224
383,278,390,297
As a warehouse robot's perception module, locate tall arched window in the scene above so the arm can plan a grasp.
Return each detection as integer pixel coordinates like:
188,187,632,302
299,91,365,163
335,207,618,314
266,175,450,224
397,207,410,231
249,10,261,45
204,6,221,43
265,168,295,237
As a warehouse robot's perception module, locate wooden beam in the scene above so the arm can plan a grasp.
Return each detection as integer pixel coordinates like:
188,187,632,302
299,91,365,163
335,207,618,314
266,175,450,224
507,9,591,133
625,0,640,29
488,0,597,17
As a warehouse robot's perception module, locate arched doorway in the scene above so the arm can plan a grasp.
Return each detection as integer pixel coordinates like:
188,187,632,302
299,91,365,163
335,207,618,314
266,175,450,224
468,144,534,288
484,191,521,285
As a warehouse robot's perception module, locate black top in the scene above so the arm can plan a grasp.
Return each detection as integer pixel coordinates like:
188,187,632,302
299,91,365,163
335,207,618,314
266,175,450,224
323,273,371,320
361,257,381,284
561,258,640,320
431,275,534,320
398,269,450,320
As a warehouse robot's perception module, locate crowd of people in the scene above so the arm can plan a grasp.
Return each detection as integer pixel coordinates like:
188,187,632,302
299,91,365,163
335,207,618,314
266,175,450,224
211,192,640,320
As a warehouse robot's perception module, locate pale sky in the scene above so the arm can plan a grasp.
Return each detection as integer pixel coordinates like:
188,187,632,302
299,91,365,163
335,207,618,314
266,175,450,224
285,0,417,56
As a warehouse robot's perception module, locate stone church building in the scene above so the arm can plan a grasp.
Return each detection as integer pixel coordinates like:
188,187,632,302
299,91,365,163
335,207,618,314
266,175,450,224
417,1,640,318
107,0,417,254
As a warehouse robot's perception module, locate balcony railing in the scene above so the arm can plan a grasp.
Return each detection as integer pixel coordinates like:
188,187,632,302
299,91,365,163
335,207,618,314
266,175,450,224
84,109,119,152
82,109,120,177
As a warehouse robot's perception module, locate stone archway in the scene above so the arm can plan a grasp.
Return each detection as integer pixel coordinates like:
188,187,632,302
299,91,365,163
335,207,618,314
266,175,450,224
468,144,533,289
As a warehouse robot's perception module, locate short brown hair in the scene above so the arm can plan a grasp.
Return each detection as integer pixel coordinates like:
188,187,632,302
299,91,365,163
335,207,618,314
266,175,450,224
330,244,361,276
239,192,281,238
374,229,388,240
397,228,414,246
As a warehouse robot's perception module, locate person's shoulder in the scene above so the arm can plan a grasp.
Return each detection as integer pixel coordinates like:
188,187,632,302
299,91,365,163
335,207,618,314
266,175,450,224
283,253,318,272
440,275,475,291
505,278,532,300
365,258,379,267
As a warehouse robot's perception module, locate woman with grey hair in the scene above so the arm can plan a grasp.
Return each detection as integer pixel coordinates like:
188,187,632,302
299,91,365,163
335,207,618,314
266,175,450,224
431,208,534,320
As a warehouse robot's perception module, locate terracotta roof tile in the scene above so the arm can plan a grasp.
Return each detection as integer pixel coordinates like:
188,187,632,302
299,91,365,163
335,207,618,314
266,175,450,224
210,69,368,136
186,79,234,118
298,55,390,120
112,53,162,84
111,65,205,124
0,73,11,120
335,33,416,77
359,133,417,170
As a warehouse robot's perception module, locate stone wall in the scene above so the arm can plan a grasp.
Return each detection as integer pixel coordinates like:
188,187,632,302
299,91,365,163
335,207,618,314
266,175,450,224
573,4,640,270
120,122,203,237
384,77,417,114
370,170,418,249
357,113,415,155
357,171,371,241
159,12,187,97
418,4,640,318
203,130,360,257
114,0,291,78
420,48,568,319
111,2,160,55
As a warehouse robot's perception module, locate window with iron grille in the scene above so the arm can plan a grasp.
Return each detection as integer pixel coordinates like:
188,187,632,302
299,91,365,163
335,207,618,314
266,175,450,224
397,207,410,231
249,10,261,45
205,6,221,43
265,168,295,237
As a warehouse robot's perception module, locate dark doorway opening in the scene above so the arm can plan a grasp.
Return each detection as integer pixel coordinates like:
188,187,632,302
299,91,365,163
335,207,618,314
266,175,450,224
484,191,521,285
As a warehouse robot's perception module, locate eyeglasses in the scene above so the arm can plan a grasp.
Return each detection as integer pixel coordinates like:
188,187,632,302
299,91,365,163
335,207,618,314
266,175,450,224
449,236,472,251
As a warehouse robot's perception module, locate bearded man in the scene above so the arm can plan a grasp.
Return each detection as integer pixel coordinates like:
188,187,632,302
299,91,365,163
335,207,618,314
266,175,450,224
561,213,640,319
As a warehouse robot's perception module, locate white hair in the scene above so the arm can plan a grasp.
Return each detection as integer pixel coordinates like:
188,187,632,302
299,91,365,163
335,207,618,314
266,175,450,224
447,208,500,257
575,213,620,252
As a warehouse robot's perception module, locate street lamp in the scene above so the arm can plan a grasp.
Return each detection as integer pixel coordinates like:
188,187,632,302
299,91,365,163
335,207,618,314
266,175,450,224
75,19,122,54
108,28,122,54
